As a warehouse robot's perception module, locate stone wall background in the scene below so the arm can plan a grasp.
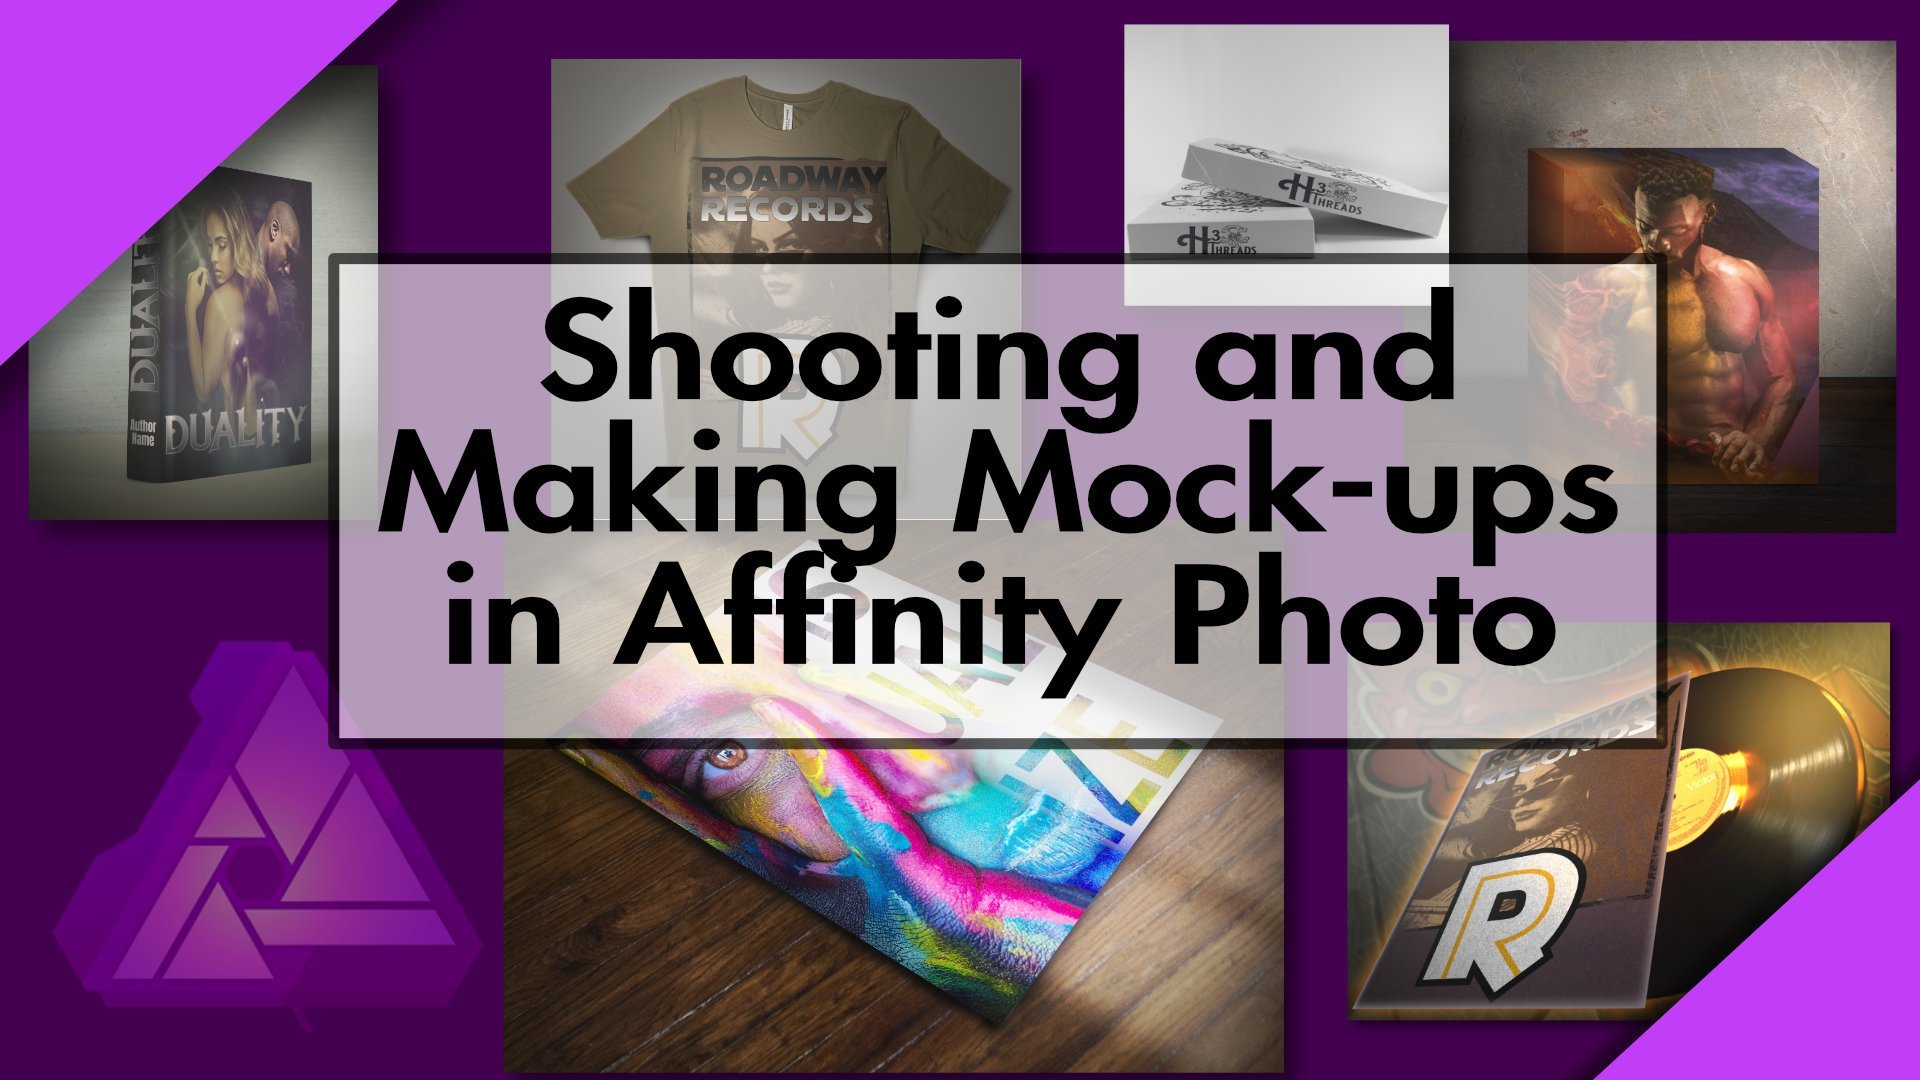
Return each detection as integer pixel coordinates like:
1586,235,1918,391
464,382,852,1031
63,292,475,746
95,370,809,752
1452,41,1895,376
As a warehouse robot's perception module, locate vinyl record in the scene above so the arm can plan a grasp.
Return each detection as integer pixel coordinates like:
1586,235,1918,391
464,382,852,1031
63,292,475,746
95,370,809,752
1648,667,1862,998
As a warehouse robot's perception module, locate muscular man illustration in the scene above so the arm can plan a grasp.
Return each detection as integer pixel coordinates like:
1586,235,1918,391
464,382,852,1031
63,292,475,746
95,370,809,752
1638,152,1802,480
1548,152,1803,482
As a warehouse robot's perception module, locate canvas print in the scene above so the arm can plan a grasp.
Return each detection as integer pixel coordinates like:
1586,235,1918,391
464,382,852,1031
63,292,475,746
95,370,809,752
1528,148,1819,484
127,166,312,482
563,552,1216,1021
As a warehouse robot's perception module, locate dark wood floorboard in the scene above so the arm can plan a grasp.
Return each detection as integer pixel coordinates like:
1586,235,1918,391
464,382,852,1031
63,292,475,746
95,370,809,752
1665,377,1894,532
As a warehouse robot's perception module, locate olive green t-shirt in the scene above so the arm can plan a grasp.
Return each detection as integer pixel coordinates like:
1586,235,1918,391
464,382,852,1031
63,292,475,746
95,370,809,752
567,77,1010,255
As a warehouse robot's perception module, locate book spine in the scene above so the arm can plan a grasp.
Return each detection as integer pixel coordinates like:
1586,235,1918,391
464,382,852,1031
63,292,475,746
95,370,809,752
127,230,165,481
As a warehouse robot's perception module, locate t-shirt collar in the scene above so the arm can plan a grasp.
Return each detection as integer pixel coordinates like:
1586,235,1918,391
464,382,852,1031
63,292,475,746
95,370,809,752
738,76,844,138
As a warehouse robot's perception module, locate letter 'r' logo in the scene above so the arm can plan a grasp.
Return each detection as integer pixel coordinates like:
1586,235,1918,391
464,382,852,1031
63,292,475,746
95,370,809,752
736,339,842,462
1418,849,1586,998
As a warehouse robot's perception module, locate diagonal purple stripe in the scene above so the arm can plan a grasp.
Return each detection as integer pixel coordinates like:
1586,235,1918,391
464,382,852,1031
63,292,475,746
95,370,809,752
1603,786,1916,1075
0,2,396,363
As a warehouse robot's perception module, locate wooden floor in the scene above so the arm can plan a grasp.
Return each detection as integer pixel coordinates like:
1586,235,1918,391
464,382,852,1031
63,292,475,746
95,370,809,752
504,746,1284,1072
1665,377,1895,533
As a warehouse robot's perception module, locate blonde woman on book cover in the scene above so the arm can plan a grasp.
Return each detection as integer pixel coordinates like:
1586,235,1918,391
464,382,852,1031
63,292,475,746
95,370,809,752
183,188,279,422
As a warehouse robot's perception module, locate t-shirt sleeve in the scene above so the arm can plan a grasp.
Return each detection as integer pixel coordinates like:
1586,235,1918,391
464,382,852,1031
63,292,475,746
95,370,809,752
566,107,680,240
897,108,1011,253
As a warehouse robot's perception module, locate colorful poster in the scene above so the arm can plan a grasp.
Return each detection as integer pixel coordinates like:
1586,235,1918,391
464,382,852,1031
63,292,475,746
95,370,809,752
564,550,1216,1020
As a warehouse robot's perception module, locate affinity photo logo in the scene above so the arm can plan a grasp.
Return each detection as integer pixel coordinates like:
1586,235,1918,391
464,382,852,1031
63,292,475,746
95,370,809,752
55,643,476,1008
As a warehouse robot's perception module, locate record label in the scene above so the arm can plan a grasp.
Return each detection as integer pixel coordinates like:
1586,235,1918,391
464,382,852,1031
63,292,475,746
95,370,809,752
1665,748,1746,852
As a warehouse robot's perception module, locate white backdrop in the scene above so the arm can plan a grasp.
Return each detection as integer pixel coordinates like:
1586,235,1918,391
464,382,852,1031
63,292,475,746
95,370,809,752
1124,25,1449,259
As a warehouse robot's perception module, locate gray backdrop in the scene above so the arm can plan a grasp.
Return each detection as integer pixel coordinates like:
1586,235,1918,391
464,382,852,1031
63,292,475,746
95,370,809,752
30,66,378,518
1451,41,1895,376
551,59,1019,254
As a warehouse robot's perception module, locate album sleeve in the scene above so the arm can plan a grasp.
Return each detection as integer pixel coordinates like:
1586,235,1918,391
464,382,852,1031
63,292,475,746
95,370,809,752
566,106,680,240
897,107,1010,253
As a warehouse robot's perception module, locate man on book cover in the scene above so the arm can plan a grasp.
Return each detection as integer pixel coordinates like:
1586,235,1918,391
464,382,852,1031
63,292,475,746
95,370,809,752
130,166,312,482
181,185,306,435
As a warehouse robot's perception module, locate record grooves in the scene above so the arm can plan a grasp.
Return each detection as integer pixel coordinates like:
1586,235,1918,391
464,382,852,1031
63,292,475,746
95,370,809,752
1649,667,1862,998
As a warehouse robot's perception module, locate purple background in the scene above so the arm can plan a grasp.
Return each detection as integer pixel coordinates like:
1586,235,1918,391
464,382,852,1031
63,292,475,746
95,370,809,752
4,2,1911,1077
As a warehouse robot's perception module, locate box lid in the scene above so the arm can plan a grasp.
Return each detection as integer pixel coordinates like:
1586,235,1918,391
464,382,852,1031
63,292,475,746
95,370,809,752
1130,182,1315,226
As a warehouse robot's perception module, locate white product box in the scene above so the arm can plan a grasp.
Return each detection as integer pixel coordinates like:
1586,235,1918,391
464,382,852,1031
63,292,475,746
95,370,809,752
1127,182,1315,257
1181,137,1448,237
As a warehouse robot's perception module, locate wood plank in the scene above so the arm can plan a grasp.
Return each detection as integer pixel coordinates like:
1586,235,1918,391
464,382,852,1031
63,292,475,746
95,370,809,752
506,884,789,1070
1148,959,1285,1072
1665,378,1895,533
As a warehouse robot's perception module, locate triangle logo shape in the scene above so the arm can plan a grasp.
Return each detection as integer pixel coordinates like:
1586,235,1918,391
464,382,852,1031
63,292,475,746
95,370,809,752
164,887,272,980
56,644,478,1008
195,778,265,840
284,775,429,902
235,671,347,859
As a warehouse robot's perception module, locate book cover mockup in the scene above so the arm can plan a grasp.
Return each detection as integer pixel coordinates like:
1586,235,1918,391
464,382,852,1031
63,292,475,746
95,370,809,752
127,166,312,482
